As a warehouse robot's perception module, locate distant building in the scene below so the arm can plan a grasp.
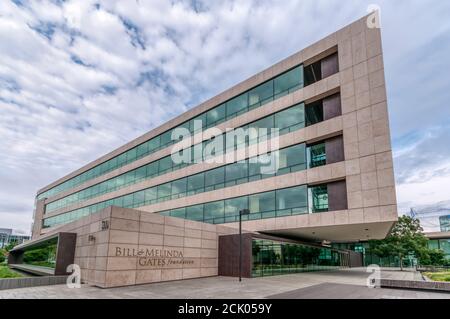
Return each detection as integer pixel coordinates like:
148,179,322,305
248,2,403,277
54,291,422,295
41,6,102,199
0,228,30,249
409,201,450,233
408,201,450,260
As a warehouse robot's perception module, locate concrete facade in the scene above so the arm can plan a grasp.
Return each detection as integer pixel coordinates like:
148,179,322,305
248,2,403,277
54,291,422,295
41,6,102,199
32,206,238,288
30,14,397,263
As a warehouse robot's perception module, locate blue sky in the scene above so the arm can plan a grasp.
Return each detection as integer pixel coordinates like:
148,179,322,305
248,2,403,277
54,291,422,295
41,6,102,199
1,0,450,233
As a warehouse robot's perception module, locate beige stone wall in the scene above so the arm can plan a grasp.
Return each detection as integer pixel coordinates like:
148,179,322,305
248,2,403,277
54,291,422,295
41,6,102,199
43,206,237,288
336,16,397,223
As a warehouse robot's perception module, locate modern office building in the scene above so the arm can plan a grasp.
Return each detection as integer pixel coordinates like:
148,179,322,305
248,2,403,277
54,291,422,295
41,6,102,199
10,14,398,287
0,229,30,249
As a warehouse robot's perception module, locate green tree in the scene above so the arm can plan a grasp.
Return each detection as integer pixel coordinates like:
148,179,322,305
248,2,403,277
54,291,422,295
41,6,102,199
3,241,18,252
0,249,6,263
368,216,430,270
0,241,19,264
419,249,446,266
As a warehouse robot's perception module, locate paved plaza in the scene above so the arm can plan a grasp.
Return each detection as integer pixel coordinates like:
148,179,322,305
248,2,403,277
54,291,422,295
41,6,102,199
0,268,449,299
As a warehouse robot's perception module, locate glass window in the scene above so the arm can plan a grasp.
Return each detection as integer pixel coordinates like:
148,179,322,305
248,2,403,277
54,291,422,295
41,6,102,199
226,128,247,151
309,185,328,213
146,161,159,177
439,216,450,232
126,148,137,163
133,191,145,206
226,93,248,117
206,104,226,127
439,240,450,255
248,115,274,144
205,166,225,188
98,182,107,194
225,197,248,218
157,183,171,200
148,136,160,152
160,130,173,147
135,166,147,181
106,178,116,191
187,172,204,194
159,156,173,173
307,143,326,168
108,157,118,171
136,142,149,158
277,185,307,210
249,191,275,213
144,188,157,202
275,103,305,134
123,194,134,207
428,240,440,250
191,143,203,163
190,113,206,134
248,156,266,180
274,66,303,98
304,60,322,86
170,207,186,219
225,161,247,184
113,196,123,207
186,204,204,221
125,171,135,185
171,178,187,198
115,174,125,188
248,81,273,107
305,100,324,126
204,201,225,222
278,144,306,171
117,153,127,166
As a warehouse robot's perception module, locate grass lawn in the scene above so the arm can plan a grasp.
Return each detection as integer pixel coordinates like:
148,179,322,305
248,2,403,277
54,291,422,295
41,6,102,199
424,272,450,282
0,265,24,279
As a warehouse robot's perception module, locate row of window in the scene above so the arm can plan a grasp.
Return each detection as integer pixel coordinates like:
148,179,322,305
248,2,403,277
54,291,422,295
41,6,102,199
43,181,331,229
252,239,348,277
43,141,329,224
37,65,305,201
44,99,326,214
160,184,330,224
428,239,450,259
45,141,312,214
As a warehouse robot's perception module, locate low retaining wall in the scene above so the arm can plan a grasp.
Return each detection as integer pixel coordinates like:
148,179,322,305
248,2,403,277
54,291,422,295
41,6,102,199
0,276,68,290
380,279,450,293
9,264,55,276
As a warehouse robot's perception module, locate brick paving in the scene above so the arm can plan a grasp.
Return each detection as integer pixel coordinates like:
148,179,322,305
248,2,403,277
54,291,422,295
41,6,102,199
0,268,448,299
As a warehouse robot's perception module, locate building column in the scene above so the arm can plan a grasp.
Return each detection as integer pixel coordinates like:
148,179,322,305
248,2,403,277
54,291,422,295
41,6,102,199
31,199,45,239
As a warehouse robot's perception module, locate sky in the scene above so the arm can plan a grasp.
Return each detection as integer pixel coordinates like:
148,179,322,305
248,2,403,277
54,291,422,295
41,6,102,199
1,0,450,234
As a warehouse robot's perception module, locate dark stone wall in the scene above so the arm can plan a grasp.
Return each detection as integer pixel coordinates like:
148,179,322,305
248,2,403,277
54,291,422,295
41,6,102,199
54,233,77,276
328,180,348,211
323,93,342,121
348,250,364,268
325,135,344,164
218,233,253,278
321,53,339,79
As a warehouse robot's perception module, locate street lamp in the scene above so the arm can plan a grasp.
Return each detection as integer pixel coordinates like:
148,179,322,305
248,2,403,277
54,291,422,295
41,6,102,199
239,208,250,282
